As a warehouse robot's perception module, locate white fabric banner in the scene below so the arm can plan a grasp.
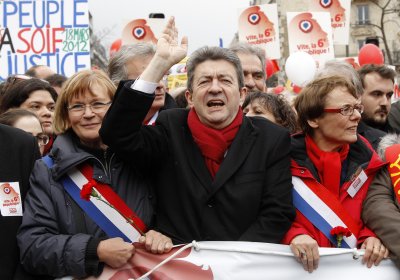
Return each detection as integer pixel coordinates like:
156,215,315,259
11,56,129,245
85,241,399,280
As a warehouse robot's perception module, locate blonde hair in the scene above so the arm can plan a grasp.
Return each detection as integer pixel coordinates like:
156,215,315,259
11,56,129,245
53,69,116,134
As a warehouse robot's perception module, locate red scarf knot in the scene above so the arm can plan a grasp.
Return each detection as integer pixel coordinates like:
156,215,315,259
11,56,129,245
305,135,349,197
188,107,243,179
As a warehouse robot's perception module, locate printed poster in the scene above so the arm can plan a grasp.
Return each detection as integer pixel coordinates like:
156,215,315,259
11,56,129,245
238,4,281,59
287,12,335,67
0,0,91,80
0,182,22,216
121,18,165,45
167,56,188,91
309,0,351,45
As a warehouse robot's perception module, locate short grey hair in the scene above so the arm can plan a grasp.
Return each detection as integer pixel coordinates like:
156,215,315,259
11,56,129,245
186,46,244,92
377,133,400,160
315,60,364,96
108,43,156,85
229,42,266,79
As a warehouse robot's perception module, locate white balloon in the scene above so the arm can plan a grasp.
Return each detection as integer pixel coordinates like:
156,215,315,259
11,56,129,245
285,52,317,87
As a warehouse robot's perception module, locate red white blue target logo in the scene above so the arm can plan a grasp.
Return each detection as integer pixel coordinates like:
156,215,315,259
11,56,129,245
132,26,146,40
248,13,260,25
3,187,10,194
320,0,333,8
299,20,313,33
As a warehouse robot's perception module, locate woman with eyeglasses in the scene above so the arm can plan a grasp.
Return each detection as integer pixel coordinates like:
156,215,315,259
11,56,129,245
0,109,49,155
0,77,57,155
281,75,388,272
17,70,172,279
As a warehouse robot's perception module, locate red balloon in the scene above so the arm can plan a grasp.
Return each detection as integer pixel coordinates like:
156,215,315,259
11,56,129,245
292,84,302,94
265,59,274,78
265,58,279,78
110,39,122,57
358,44,384,66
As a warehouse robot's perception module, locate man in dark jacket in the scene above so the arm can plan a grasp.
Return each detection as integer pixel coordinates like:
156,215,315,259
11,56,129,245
0,124,40,279
100,17,295,245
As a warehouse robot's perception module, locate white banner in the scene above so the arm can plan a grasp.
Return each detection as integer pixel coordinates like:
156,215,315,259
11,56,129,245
85,241,399,280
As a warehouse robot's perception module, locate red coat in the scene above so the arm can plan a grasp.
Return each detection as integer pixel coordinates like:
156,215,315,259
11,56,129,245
282,134,385,248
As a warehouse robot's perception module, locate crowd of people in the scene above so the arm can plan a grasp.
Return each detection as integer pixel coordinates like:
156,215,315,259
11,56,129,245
1,16,400,279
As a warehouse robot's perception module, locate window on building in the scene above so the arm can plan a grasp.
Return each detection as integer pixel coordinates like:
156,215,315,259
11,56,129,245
358,40,365,50
357,5,370,25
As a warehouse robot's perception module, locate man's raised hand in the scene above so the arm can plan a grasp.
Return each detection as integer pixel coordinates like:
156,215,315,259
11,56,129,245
140,16,188,83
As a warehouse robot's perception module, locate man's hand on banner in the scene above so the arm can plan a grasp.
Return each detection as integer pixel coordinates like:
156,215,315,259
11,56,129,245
139,230,173,254
97,237,135,268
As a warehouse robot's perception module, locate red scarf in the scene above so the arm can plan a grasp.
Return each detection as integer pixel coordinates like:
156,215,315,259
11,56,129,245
305,135,349,198
188,107,243,179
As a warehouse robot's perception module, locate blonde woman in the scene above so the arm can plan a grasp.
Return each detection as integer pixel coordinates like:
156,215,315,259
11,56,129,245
18,70,171,279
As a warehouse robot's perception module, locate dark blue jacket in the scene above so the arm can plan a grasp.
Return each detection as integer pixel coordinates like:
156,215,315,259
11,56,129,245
17,131,154,278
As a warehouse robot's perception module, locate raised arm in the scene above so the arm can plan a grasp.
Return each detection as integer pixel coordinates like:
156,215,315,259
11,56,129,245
100,17,188,165
140,16,188,84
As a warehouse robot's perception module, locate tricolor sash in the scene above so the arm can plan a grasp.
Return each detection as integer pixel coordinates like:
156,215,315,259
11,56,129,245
42,156,146,243
292,176,360,248
385,144,400,204
146,111,158,126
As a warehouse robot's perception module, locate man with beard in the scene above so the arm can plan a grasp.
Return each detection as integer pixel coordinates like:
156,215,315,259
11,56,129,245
358,64,397,133
229,42,266,104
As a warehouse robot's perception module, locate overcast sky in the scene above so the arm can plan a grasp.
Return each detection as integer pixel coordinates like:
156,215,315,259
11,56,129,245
89,0,251,55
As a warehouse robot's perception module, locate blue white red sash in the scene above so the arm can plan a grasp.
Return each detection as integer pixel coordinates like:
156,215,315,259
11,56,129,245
146,111,158,126
42,156,145,243
292,176,359,248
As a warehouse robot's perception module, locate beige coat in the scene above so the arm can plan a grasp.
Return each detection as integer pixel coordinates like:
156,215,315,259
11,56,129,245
363,168,400,267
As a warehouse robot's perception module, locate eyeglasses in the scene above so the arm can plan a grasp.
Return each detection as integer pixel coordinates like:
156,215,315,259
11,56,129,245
67,101,112,115
35,134,49,146
324,104,364,116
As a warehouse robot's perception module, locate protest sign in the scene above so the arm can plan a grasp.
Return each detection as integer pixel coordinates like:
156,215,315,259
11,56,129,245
0,0,90,80
238,4,280,59
287,12,335,67
309,0,351,45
